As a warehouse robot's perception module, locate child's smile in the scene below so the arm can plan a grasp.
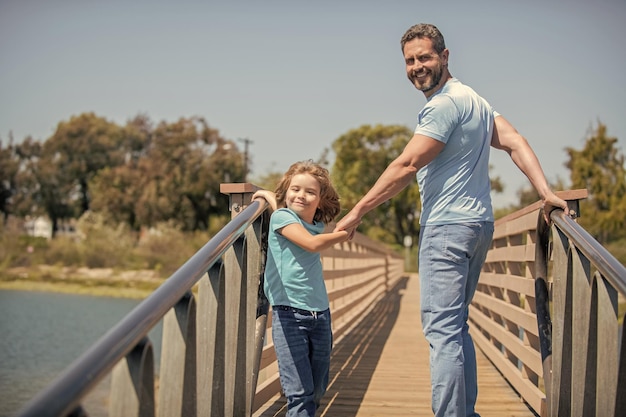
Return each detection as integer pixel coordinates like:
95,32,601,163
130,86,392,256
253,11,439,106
285,173,321,224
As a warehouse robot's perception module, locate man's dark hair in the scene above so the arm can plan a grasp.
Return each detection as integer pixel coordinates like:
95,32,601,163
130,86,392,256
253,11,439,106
400,23,446,53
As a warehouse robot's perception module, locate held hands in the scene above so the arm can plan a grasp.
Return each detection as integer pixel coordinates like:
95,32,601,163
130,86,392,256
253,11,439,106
340,225,358,241
334,211,362,240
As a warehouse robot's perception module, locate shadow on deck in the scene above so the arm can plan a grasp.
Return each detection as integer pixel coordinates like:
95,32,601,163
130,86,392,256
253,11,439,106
255,274,536,417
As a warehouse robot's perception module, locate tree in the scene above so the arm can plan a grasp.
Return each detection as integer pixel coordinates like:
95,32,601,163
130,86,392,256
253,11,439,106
44,113,127,216
332,124,420,246
89,115,153,230
20,137,76,234
122,116,246,231
250,171,284,193
514,177,567,208
0,134,20,224
565,122,626,243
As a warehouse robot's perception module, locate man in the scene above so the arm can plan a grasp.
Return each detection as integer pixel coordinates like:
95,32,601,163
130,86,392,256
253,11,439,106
334,23,568,417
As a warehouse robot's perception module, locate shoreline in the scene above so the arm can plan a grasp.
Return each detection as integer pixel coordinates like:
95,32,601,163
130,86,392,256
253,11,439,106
0,265,165,300
0,280,155,299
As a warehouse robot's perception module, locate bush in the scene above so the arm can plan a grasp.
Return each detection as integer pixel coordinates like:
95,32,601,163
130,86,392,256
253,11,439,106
43,236,83,266
134,222,211,277
605,238,626,268
0,223,49,268
77,212,138,269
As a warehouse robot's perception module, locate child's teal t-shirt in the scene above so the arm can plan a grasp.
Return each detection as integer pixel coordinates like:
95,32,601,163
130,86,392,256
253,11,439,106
263,208,329,311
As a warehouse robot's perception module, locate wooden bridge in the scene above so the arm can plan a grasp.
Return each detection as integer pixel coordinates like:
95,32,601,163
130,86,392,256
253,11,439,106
254,273,535,417
13,185,626,417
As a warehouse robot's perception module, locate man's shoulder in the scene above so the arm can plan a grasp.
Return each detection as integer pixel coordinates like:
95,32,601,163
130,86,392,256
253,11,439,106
437,78,492,110
441,78,472,95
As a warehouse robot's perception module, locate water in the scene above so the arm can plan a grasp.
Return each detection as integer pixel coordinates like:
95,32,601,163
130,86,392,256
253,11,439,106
0,290,163,417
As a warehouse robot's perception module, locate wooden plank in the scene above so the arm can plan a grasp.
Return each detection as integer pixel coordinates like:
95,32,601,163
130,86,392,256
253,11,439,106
486,245,534,263
479,272,535,297
470,306,543,376
254,274,536,417
472,292,538,337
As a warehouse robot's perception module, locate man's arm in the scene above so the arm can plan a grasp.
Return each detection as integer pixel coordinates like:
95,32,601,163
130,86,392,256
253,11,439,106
280,223,355,252
491,115,569,219
335,134,444,231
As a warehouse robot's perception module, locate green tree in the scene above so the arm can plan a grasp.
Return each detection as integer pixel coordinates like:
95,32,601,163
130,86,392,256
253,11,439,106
0,135,20,223
44,113,126,215
517,177,568,208
332,124,420,246
252,170,285,192
129,116,245,231
565,122,626,243
89,114,153,230
22,138,76,234
90,164,145,230
490,164,504,194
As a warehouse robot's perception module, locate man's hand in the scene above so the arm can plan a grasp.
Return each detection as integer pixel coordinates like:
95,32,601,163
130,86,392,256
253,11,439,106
334,211,362,234
541,192,572,224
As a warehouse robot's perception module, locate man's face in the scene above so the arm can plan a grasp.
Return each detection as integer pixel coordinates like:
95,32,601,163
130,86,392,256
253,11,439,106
403,37,448,97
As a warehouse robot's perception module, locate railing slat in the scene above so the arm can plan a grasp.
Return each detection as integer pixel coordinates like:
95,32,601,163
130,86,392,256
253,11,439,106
596,274,618,417
223,238,246,417
158,292,197,417
109,338,155,417
197,263,225,417
571,248,593,417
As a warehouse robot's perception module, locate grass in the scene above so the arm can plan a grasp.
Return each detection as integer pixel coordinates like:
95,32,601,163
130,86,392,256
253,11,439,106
0,280,155,300
0,213,225,299
0,265,165,299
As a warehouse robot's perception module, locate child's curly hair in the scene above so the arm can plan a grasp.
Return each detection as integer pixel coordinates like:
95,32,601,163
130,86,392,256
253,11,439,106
274,160,341,224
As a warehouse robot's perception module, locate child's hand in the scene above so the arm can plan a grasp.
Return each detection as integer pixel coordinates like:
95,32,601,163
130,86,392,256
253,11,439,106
347,226,357,240
341,225,358,241
252,190,277,211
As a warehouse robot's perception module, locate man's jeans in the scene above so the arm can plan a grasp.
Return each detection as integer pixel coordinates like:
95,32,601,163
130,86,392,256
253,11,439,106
418,222,494,417
271,306,332,417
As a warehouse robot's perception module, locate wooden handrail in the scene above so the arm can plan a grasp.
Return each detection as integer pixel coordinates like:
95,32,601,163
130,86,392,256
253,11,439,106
13,183,405,417
470,188,626,417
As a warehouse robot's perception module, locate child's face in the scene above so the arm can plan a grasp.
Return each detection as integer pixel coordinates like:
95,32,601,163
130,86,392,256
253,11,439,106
285,173,321,223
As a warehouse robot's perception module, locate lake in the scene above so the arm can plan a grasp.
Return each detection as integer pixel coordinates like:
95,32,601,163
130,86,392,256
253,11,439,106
0,290,163,417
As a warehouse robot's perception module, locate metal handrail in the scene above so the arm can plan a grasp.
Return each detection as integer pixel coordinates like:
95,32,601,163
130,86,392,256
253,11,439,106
14,200,268,417
535,206,626,361
535,207,626,416
550,209,626,294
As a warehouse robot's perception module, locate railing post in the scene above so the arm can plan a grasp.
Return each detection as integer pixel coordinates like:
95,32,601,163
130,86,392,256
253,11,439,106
531,189,626,417
220,183,267,417
220,183,260,219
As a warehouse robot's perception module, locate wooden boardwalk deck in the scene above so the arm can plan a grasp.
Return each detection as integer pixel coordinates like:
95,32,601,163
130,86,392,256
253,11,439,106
255,274,538,417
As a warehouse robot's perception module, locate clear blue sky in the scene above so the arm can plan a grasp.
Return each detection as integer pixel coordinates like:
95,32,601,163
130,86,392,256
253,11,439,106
1,0,625,208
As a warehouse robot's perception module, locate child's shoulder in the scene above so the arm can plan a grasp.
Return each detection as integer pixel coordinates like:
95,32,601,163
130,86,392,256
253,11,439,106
271,208,298,223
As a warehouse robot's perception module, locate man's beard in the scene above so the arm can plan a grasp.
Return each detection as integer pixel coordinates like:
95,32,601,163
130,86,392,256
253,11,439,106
410,63,443,93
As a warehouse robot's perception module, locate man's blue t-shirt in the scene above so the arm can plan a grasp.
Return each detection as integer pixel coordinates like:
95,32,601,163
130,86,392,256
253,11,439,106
414,78,496,225
264,208,329,311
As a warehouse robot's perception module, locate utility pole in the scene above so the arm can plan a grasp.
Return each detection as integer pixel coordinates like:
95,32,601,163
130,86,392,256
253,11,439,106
238,137,253,182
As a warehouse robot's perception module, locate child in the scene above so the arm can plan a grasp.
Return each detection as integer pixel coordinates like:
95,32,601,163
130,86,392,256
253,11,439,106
252,160,355,417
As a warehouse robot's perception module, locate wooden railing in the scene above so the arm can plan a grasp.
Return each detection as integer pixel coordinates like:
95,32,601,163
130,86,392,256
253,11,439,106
14,184,625,417
469,189,626,417
240,183,407,412
13,183,404,417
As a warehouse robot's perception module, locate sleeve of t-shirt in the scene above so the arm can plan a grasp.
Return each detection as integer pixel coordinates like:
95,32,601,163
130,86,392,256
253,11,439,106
413,95,460,144
271,209,300,232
